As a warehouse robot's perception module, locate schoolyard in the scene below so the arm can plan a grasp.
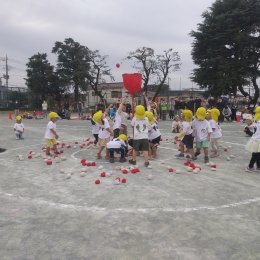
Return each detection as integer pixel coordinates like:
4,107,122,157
0,114,259,260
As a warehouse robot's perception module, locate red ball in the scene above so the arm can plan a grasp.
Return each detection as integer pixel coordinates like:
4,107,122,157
211,164,216,168
116,63,120,68
168,168,174,172
28,155,32,159
95,179,100,184
60,150,64,154
91,162,96,166
100,172,106,177
122,178,126,183
80,159,86,164
122,169,128,174
46,160,52,165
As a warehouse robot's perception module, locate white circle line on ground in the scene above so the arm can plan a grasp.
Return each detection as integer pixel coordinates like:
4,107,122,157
1,191,259,214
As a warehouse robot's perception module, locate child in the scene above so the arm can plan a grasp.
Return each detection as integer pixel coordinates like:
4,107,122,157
172,115,182,133
107,134,128,163
44,112,59,156
245,106,260,172
14,116,25,140
192,107,212,163
93,110,113,159
129,105,151,167
244,119,254,137
175,110,195,160
90,113,99,145
145,111,161,159
207,108,222,157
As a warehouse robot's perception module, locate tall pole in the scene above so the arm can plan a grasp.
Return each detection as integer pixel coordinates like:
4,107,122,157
5,55,8,88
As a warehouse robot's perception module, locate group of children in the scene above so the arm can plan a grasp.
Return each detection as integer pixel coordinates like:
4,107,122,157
174,107,222,163
12,100,260,172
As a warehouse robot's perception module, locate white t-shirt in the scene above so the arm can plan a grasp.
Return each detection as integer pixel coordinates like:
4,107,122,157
192,119,212,142
42,102,48,110
97,118,111,139
113,112,122,130
172,121,182,129
14,123,24,134
209,119,222,139
148,123,161,140
44,121,56,139
251,121,260,140
107,138,126,149
91,119,99,134
131,117,151,140
182,121,193,135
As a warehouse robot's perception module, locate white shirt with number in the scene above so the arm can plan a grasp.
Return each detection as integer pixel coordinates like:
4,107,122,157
44,121,56,139
192,119,212,142
209,119,222,139
97,118,111,139
107,138,126,149
148,123,161,140
113,112,122,130
131,117,151,140
14,123,24,134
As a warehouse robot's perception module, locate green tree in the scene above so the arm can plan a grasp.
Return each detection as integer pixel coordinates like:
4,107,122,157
190,0,260,102
52,38,90,102
25,53,56,102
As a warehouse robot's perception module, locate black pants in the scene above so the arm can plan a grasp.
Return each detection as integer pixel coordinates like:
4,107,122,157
249,152,260,169
109,147,127,159
93,134,98,145
169,110,174,119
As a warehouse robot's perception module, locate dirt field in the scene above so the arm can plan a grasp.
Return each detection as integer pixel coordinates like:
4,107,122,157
0,115,259,260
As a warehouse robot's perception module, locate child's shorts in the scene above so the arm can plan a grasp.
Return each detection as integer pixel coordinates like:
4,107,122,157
182,134,194,149
98,137,110,147
149,136,161,145
133,139,149,151
46,139,57,148
196,140,209,149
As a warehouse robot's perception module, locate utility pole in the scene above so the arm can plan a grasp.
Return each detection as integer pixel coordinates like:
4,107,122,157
2,55,9,88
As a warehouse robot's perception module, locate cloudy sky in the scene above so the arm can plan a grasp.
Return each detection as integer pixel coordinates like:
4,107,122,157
0,0,215,90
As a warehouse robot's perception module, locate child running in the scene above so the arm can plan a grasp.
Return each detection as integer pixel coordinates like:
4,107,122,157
93,110,113,159
175,110,195,160
207,108,222,158
192,107,212,163
14,116,25,140
44,112,59,156
245,106,260,172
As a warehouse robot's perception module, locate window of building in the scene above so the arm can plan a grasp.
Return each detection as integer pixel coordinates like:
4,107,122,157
111,91,122,98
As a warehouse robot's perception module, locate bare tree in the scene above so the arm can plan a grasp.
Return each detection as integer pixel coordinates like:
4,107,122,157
152,49,181,101
86,50,114,105
126,47,156,92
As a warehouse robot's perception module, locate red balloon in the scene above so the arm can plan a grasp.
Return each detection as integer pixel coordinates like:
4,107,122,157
122,73,142,95
116,63,120,68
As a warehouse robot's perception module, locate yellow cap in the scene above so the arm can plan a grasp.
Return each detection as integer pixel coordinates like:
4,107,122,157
145,111,155,124
93,111,103,125
48,112,59,120
209,108,220,122
118,134,127,141
255,106,260,114
16,116,22,121
196,107,206,121
255,106,260,121
182,109,193,122
134,105,146,119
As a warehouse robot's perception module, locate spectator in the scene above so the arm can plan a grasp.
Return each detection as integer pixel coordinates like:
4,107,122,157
42,100,48,119
222,105,232,121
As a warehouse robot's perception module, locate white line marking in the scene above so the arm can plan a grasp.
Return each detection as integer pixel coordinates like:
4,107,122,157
0,191,259,213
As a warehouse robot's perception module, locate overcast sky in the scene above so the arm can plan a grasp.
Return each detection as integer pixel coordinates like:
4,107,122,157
0,0,215,90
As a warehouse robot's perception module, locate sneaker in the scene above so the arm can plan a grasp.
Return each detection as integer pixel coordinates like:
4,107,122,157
204,157,209,163
245,167,256,172
129,159,136,165
119,158,127,163
195,151,201,157
175,153,184,158
145,162,152,168
110,158,115,163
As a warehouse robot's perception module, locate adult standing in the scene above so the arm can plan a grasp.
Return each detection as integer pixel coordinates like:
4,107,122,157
42,100,48,119
77,101,83,118
168,99,175,120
